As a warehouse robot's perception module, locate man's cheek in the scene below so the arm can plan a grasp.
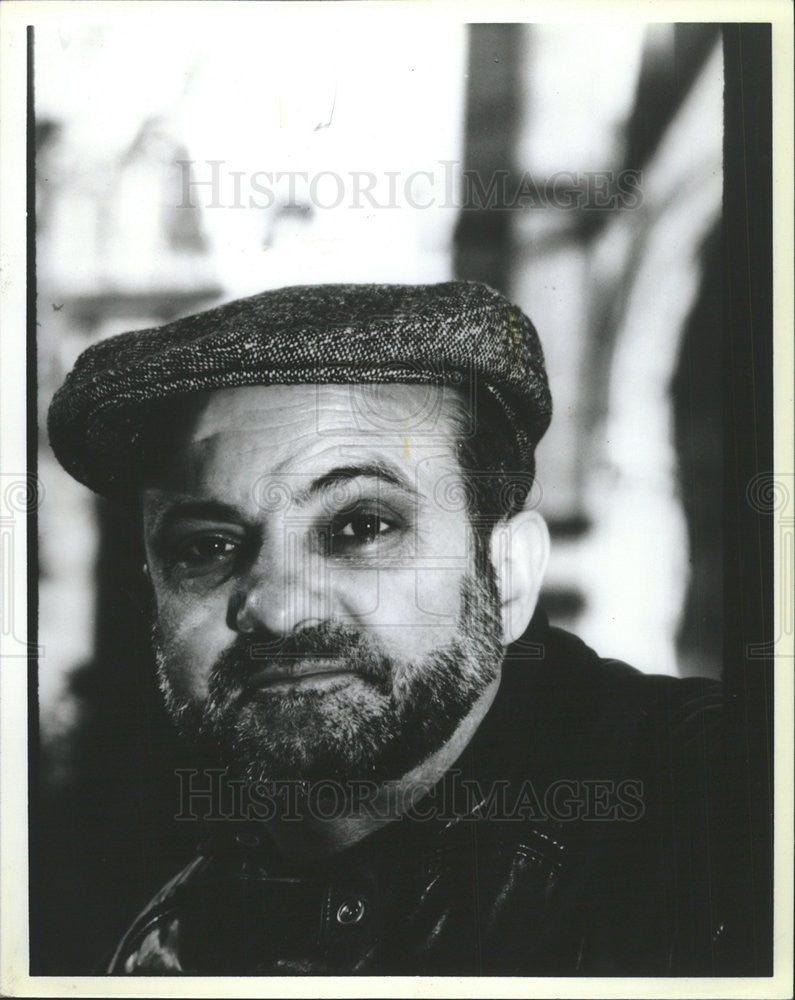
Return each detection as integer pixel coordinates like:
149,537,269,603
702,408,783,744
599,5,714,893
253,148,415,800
350,568,464,661
154,600,228,702
413,567,469,623
358,567,464,624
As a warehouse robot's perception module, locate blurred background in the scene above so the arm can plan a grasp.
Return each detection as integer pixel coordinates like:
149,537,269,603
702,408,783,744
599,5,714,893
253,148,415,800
33,20,725,971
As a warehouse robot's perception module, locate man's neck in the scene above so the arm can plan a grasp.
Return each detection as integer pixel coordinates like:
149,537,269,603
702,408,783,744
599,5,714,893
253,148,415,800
263,675,502,860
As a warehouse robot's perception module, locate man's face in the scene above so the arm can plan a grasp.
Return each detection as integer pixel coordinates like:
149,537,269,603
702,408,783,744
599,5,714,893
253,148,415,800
142,383,505,784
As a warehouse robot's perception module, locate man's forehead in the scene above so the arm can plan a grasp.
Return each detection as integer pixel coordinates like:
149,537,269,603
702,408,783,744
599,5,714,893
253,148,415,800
144,382,466,504
181,383,463,443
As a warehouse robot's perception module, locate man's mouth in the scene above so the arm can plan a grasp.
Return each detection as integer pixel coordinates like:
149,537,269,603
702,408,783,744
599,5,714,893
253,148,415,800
244,658,358,689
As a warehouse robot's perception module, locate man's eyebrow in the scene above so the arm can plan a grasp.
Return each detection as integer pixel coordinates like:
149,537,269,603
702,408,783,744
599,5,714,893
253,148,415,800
149,499,245,534
295,462,422,505
147,465,421,530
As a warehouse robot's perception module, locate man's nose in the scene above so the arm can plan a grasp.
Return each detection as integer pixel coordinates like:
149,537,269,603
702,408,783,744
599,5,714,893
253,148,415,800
229,532,330,637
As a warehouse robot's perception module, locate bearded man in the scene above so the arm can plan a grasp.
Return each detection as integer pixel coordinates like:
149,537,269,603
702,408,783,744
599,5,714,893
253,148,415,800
47,281,731,975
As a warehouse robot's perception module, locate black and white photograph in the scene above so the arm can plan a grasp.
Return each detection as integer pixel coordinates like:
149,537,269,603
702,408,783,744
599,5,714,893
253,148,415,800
0,0,791,995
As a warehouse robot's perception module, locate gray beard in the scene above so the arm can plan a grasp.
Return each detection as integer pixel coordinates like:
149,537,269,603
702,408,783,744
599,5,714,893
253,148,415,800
152,570,504,784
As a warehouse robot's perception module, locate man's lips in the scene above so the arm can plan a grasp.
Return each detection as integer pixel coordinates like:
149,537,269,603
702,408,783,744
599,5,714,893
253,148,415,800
244,658,358,688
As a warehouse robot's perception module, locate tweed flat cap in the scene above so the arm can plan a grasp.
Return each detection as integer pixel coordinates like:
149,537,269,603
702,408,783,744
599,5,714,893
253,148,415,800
47,281,552,498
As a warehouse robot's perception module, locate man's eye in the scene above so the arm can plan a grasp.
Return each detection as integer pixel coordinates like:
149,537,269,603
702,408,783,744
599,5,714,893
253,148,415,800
175,536,239,566
331,512,396,549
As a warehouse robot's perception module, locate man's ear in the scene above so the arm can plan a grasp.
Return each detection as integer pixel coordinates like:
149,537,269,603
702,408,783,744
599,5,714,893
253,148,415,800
489,509,550,644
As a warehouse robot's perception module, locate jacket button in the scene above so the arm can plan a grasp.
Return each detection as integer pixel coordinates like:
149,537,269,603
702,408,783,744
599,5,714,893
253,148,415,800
336,898,365,925
235,833,260,847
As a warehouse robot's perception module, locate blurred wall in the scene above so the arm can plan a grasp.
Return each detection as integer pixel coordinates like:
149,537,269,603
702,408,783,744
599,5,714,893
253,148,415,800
33,21,724,972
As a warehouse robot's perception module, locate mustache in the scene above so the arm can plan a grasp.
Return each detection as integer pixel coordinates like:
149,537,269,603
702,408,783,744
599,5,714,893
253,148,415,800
211,621,395,686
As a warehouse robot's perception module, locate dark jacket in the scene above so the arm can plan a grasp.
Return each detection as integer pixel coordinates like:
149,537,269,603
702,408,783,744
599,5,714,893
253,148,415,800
108,613,730,975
